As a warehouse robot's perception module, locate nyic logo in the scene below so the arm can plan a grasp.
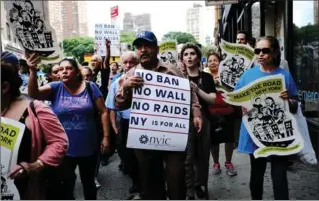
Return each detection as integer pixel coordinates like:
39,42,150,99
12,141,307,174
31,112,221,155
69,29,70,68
138,134,172,147
139,135,149,144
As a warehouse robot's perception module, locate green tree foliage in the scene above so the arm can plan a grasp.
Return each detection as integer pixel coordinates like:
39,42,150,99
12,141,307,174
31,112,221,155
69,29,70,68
162,32,197,44
62,37,94,63
293,23,319,45
39,63,51,74
120,31,136,45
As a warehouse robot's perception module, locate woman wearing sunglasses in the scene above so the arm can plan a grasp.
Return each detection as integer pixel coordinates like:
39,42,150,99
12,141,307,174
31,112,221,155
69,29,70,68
27,54,110,200
234,36,298,200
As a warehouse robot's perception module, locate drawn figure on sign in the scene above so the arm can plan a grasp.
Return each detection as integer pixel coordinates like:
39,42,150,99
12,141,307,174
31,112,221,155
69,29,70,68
9,8,22,30
20,10,33,33
167,52,176,65
251,97,263,113
275,110,285,124
24,0,35,18
34,19,45,34
264,97,278,115
1,176,8,194
160,52,167,63
260,107,275,126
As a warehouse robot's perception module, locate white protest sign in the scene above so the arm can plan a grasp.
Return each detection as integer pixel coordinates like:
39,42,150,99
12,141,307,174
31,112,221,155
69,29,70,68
94,24,120,56
127,69,191,151
222,74,304,158
218,39,256,92
4,0,61,63
1,117,26,200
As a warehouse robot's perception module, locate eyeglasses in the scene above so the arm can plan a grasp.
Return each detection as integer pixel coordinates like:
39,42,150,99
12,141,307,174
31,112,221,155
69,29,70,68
254,48,271,55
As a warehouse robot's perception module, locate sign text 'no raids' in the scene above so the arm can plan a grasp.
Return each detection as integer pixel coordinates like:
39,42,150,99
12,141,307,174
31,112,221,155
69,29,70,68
95,24,120,56
127,69,191,151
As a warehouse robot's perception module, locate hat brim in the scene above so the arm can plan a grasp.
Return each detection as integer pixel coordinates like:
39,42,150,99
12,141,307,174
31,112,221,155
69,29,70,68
132,37,156,46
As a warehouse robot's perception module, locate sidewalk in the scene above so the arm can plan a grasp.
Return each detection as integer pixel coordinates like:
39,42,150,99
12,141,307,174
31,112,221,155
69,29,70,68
74,145,319,200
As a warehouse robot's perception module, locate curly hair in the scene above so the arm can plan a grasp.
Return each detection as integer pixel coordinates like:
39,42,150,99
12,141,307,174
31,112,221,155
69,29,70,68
180,43,202,65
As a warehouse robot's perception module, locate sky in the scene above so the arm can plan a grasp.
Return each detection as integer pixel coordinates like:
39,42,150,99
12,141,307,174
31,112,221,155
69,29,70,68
293,1,315,27
87,1,215,43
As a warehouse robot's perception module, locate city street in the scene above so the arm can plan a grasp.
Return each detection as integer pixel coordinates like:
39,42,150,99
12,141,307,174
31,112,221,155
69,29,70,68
74,145,319,200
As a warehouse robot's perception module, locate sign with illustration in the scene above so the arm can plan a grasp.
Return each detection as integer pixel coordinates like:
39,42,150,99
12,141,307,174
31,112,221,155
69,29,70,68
1,117,25,200
94,24,120,57
218,39,256,92
159,40,178,67
127,69,190,151
4,0,61,63
222,74,304,158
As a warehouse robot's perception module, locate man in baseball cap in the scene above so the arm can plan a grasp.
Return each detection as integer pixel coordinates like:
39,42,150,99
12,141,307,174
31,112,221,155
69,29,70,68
115,31,203,200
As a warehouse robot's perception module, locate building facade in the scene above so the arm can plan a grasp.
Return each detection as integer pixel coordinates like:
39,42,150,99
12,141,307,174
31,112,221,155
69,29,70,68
134,13,152,34
122,12,152,34
206,0,319,156
48,1,63,42
61,1,88,39
186,3,215,44
123,12,134,32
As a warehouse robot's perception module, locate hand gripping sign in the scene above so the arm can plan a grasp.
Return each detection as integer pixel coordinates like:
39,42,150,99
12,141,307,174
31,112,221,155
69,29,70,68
126,69,191,151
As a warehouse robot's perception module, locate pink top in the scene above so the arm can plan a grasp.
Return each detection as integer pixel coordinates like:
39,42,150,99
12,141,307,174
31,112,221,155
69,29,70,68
23,100,68,199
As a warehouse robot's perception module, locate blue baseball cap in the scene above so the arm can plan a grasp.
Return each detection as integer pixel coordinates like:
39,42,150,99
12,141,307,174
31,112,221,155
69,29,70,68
1,51,19,65
132,31,158,46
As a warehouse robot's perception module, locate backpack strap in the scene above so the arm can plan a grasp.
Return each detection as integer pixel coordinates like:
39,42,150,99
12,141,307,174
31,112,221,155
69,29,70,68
30,101,37,118
86,81,98,113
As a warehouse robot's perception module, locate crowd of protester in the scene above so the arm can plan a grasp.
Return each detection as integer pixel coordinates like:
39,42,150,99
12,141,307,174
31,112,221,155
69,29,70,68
1,29,298,200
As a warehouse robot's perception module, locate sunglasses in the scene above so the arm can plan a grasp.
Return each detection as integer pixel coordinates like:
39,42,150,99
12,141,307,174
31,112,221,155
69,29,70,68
254,48,271,55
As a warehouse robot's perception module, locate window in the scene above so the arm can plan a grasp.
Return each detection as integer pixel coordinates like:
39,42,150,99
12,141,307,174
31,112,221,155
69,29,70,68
6,23,11,41
293,0,319,123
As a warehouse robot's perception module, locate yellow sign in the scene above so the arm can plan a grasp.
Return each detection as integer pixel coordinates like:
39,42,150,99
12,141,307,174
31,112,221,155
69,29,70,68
1,122,20,150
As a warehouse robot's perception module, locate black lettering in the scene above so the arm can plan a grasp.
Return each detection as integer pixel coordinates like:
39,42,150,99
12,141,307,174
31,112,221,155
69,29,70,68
162,105,169,113
130,116,139,125
157,75,163,83
132,101,141,110
182,107,188,115
156,89,167,97
142,103,149,111
164,138,171,145
154,104,160,112
140,118,147,126
172,78,179,86
144,88,151,96
167,91,174,99
174,106,181,114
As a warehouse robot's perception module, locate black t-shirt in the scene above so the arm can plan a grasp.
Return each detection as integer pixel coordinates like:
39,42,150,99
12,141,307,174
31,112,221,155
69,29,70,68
189,71,217,117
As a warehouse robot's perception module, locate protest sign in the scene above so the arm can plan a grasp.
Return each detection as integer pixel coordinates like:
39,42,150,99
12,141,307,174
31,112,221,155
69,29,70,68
1,117,25,200
218,39,256,92
159,40,178,67
4,0,61,63
127,69,191,151
94,24,120,57
222,74,304,158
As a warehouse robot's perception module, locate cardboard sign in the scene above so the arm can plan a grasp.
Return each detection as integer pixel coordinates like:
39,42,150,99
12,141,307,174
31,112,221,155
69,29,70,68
223,74,304,158
94,24,120,57
4,0,61,63
1,117,26,200
127,70,191,151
